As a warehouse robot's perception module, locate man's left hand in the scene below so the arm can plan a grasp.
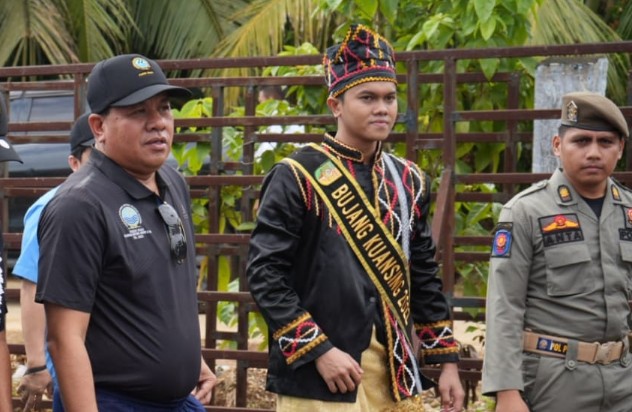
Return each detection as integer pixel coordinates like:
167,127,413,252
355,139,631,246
438,362,465,412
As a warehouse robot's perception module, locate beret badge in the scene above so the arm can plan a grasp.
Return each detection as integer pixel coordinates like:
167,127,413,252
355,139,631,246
565,100,578,124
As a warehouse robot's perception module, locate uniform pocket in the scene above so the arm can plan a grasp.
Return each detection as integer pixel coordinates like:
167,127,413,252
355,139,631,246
620,242,632,264
544,243,591,296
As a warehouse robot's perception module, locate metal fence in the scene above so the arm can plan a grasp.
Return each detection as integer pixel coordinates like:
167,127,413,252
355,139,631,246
3,40,632,411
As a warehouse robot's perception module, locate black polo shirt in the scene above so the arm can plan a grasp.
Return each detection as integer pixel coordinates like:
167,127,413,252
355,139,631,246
36,149,200,402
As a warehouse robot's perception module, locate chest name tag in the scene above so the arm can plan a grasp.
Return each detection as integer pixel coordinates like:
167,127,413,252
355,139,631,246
620,228,632,242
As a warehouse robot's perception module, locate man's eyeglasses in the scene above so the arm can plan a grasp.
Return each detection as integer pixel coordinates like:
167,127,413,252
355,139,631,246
157,202,187,264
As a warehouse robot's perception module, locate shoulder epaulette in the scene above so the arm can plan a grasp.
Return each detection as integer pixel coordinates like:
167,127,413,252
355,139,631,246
503,179,548,208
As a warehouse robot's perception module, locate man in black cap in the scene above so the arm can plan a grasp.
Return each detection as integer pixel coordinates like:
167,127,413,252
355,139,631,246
15,112,93,411
247,25,463,412
483,91,632,411
0,95,23,411
36,54,216,411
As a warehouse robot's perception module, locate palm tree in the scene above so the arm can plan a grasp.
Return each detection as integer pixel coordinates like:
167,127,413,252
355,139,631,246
0,0,248,68
529,0,629,103
208,0,630,103
0,0,132,66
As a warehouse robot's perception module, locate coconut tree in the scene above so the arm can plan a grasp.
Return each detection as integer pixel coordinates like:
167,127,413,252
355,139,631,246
209,0,630,101
0,0,132,66
0,0,248,68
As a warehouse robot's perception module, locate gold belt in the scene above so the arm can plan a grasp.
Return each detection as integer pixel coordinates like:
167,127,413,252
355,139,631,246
523,331,625,365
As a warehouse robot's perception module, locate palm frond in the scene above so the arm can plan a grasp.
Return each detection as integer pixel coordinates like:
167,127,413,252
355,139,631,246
0,0,77,67
64,0,135,61
212,0,329,61
617,1,632,40
530,0,629,103
126,0,247,61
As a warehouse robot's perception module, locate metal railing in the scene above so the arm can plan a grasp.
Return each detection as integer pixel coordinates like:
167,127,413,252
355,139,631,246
2,40,632,410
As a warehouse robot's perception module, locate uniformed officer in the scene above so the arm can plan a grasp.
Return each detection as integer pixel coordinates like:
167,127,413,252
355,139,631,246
482,91,632,411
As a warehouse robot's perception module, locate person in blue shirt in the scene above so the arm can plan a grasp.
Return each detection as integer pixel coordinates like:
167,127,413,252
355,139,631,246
14,112,93,411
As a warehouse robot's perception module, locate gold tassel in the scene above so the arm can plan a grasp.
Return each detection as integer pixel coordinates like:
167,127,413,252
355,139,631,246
381,395,425,412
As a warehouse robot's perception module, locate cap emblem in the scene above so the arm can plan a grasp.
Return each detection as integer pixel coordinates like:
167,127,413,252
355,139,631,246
566,100,578,123
131,57,154,77
132,57,151,71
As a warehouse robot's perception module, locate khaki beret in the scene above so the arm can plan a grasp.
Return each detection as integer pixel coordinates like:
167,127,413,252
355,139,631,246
560,91,629,138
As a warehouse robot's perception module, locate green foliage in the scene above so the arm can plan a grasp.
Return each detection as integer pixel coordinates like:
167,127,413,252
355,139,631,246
171,57,317,346
172,99,266,348
262,42,328,115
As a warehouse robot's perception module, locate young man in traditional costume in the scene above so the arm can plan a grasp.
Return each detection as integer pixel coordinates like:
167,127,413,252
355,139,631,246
247,24,464,412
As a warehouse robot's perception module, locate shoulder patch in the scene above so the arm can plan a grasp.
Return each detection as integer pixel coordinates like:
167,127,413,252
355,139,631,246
491,222,513,258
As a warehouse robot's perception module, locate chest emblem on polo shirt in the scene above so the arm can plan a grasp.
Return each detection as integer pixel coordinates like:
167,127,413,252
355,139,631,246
119,204,142,229
119,204,152,240
538,213,583,247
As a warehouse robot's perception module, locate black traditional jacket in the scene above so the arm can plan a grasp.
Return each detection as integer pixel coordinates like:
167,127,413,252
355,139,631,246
247,134,459,402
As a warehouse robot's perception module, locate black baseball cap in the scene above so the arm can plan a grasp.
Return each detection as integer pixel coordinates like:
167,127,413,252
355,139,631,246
0,96,22,163
70,112,94,153
87,54,191,114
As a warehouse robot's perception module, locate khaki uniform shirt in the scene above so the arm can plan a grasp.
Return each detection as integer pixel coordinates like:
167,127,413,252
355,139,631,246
482,168,632,394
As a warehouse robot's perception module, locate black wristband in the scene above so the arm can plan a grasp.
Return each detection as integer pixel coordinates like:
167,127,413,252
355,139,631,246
24,365,47,375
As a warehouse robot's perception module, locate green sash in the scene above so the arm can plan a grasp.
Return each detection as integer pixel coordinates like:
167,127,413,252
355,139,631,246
283,144,413,344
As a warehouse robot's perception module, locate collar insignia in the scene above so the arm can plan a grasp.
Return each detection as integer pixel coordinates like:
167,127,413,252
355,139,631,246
558,185,572,202
612,185,621,201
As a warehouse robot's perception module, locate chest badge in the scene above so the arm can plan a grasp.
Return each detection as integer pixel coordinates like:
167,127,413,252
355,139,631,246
538,213,583,247
119,204,142,229
119,204,152,240
315,160,342,186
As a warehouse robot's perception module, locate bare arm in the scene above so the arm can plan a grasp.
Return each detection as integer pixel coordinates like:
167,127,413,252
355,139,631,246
18,280,52,407
495,390,530,412
45,303,97,412
0,330,11,412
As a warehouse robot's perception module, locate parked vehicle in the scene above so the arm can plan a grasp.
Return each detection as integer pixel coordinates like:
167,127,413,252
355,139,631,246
5,90,189,233
6,90,79,233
